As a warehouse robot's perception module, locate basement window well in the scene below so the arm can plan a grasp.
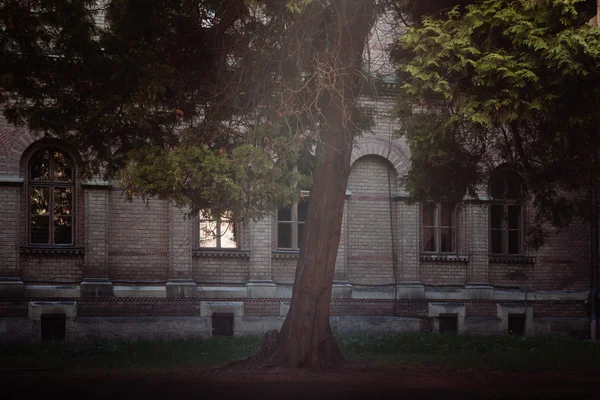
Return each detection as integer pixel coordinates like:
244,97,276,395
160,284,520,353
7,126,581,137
41,313,66,341
438,313,458,334
212,312,234,336
508,314,526,336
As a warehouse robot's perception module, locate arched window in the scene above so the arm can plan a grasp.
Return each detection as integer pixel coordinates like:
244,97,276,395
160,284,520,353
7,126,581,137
489,168,522,255
28,148,75,245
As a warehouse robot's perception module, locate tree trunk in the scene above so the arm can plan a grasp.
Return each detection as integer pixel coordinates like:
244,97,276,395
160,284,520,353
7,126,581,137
258,0,376,370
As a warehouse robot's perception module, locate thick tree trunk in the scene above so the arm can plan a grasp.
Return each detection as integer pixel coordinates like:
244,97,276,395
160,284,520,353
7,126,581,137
257,0,376,370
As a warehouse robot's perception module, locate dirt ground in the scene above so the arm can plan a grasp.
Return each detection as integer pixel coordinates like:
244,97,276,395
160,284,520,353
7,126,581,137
2,362,600,399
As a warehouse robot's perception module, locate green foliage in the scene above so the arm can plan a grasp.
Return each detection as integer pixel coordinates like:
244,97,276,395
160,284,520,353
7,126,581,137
394,0,600,241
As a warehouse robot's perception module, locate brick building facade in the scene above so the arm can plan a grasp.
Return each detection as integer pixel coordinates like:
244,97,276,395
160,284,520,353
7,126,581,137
0,85,592,342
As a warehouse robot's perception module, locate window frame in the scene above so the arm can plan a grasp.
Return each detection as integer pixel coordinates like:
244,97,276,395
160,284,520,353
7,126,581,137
489,168,524,255
489,202,523,255
276,191,309,250
27,147,76,247
198,211,238,250
421,202,456,254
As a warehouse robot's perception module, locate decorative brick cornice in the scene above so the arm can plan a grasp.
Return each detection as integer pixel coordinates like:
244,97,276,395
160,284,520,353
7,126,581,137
193,249,250,259
109,251,168,257
20,246,84,256
272,250,300,259
420,254,469,263
489,255,536,264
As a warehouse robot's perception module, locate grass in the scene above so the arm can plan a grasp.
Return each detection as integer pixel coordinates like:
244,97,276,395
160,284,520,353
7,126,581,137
1,333,599,372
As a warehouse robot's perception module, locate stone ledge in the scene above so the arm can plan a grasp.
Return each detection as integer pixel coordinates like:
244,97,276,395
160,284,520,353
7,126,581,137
20,246,85,256
193,249,250,259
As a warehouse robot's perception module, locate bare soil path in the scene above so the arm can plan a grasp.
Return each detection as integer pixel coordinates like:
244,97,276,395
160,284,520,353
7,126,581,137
2,362,599,399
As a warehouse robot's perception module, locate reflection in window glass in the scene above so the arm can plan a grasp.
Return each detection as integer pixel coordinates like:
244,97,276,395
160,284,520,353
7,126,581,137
277,196,309,249
199,212,237,249
422,203,455,253
29,148,75,245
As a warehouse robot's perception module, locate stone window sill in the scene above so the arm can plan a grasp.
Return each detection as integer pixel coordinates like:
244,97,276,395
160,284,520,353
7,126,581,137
489,255,535,264
420,253,469,263
272,250,300,259
193,249,250,259
20,246,84,256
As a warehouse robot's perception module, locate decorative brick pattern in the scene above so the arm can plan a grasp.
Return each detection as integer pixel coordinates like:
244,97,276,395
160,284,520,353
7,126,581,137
78,299,200,317
466,302,497,317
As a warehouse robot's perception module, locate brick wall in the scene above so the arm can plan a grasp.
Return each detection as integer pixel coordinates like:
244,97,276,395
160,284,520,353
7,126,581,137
489,262,534,289
244,301,279,316
420,262,467,285
0,187,19,276
466,302,497,317
192,256,249,283
20,254,84,283
108,193,169,281
272,258,296,284
346,155,399,285
0,301,27,317
534,302,586,318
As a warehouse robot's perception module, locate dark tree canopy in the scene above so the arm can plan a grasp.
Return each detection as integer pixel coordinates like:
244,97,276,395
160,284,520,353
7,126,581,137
394,0,600,245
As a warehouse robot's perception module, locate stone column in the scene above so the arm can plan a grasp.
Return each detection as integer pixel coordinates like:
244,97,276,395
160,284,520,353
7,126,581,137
0,178,24,297
81,181,113,297
246,215,276,297
396,200,424,298
465,201,493,299
166,203,195,297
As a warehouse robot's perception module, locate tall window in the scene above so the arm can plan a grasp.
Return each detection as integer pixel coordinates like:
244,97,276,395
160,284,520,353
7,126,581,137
489,168,523,254
199,211,237,248
29,148,74,245
422,202,455,253
277,193,309,250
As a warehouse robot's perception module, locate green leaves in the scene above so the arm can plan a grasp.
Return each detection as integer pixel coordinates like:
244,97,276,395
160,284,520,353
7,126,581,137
394,0,600,244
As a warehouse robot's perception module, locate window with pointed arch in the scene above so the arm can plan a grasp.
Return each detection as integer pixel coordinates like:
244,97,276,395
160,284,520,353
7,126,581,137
489,167,523,255
28,148,75,246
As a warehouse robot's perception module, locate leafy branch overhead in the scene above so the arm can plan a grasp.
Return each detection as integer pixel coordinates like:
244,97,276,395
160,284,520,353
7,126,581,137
394,0,600,245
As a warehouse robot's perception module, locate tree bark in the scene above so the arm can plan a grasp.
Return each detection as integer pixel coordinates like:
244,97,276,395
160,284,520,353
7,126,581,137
258,0,376,370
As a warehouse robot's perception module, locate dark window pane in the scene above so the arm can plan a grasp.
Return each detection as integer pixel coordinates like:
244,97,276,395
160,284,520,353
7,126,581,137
440,203,454,227
422,203,436,226
507,205,521,229
278,223,292,248
54,216,73,244
31,215,50,244
440,228,454,252
277,207,292,222
298,199,309,222
508,230,520,254
30,150,50,181
423,227,436,252
53,187,72,216
491,229,504,254
30,187,50,215
505,178,521,200
297,223,304,248
53,151,73,182
220,220,236,248
491,205,504,229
